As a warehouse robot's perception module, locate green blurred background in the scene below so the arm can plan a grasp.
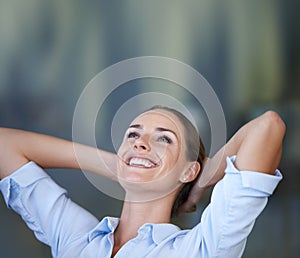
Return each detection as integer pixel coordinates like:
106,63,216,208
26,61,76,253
0,0,299,257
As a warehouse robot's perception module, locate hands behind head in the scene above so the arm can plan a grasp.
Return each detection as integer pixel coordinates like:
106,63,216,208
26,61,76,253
176,157,225,215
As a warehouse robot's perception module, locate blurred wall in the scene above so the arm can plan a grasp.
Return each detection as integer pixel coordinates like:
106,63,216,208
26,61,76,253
0,1,299,257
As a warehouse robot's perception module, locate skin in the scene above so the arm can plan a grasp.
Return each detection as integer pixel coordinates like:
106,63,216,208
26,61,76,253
179,110,286,212
0,110,286,257
112,110,201,256
116,110,200,202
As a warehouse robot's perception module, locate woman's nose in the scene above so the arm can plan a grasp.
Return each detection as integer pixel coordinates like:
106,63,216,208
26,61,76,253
133,136,151,152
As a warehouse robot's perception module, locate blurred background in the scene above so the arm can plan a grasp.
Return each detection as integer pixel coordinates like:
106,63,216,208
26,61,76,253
0,0,299,257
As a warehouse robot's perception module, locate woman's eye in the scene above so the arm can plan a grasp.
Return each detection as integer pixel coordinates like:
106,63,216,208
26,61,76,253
128,132,139,139
158,136,172,144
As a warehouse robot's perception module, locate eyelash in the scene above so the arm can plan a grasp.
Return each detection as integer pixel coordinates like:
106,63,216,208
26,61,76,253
127,132,173,144
157,135,172,144
127,132,139,139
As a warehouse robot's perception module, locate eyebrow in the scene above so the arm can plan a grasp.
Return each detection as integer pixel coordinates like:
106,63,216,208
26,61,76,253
129,124,178,138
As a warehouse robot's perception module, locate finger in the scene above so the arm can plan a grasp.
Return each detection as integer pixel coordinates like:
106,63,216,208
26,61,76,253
186,204,197,213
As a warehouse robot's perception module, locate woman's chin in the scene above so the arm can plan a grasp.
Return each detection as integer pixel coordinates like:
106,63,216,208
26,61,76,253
118,175,182,203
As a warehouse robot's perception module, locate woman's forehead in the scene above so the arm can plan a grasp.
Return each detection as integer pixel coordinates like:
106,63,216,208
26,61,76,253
131,110,182,129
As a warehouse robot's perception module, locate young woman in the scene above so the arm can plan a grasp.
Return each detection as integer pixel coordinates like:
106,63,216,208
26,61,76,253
0,106,285,258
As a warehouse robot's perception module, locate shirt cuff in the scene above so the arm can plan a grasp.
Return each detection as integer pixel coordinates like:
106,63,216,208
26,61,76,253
0,161,49,205
225,156,283,195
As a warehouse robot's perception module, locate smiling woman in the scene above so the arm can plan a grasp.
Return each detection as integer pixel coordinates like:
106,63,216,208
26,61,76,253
0,106,285,258
117,106,206,217
116,107,203,214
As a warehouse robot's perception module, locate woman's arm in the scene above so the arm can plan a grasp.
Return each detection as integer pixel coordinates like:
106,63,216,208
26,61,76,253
205,110,285,181
0,128,118,180
181,110,286,212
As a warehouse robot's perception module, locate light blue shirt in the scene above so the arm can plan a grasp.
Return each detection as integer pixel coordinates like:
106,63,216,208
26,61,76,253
0,156,282,258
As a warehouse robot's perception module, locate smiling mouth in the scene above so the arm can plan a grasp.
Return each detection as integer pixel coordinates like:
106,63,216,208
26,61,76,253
126,157,158,168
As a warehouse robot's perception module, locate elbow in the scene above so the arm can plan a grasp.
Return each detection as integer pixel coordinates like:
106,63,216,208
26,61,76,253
261,111,286,139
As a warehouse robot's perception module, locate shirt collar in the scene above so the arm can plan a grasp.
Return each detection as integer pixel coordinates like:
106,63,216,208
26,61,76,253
88,216,181,244
148,223,181,244
88,216,119,241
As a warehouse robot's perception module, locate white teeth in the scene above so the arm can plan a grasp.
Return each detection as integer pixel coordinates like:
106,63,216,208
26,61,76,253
129,158,155,168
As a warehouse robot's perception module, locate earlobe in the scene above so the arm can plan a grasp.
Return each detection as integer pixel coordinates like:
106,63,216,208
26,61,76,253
180,162,201,183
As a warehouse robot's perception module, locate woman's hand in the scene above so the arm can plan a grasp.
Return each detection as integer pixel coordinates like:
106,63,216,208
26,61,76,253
177,156,226,214
177,158,210,214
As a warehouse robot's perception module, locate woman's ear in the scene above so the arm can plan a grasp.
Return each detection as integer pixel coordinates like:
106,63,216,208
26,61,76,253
179,161,201,183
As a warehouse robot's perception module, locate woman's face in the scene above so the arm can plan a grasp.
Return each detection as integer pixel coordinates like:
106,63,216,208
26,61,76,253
117,109,189,186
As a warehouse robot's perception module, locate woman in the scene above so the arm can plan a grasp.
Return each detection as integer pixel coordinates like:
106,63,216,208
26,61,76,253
0,106,285,257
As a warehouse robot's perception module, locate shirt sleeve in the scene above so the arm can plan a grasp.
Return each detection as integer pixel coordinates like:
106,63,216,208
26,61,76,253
0,162,99,257
179,156,283,258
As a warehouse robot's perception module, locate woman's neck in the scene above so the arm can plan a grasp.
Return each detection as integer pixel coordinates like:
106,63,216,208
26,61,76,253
112,192,176,254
